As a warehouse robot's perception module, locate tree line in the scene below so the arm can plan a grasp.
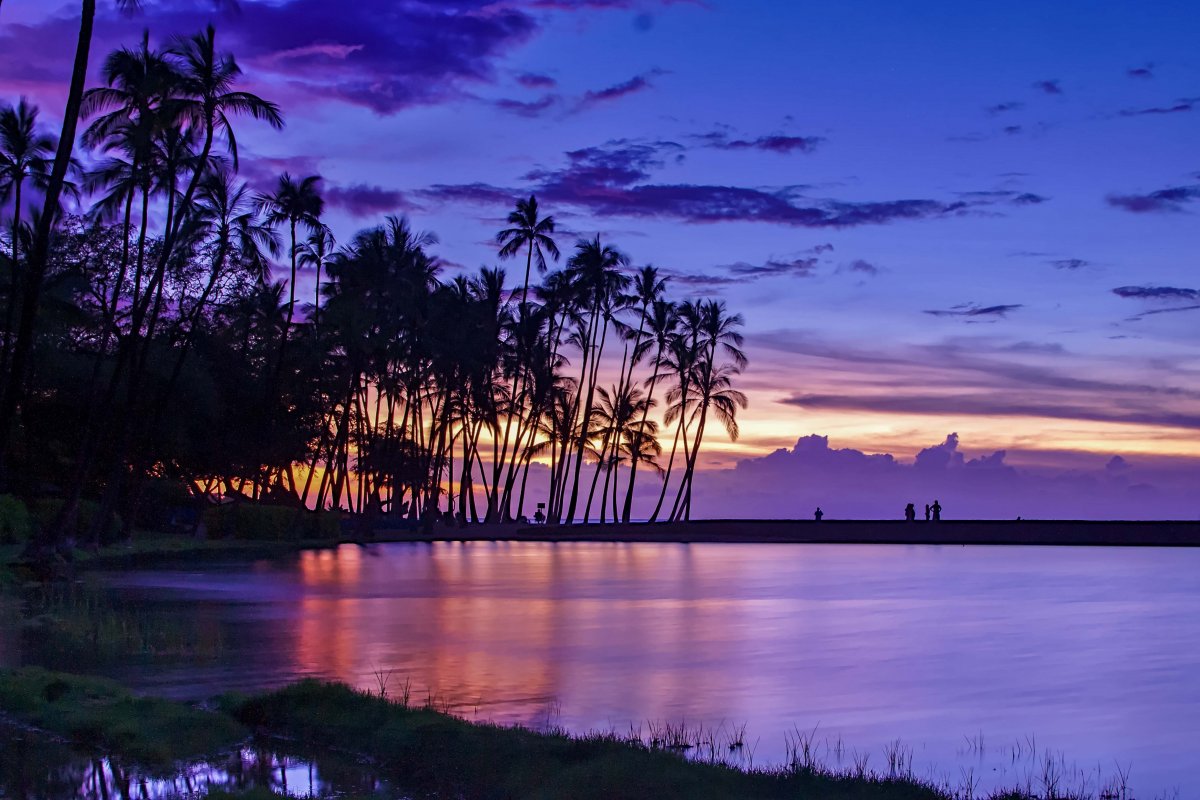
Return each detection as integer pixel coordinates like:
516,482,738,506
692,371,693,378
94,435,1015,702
0,17,747,549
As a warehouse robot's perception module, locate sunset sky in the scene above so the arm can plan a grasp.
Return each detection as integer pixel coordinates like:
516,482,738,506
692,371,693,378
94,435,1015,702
3,0,1198,515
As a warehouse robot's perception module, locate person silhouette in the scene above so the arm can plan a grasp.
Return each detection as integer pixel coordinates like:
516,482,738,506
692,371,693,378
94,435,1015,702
931,499,942,521
814,507,824,521
924,503,931,521
904,502,916,521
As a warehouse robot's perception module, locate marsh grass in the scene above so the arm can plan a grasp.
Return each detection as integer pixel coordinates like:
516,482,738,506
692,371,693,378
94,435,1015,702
19,580,224,662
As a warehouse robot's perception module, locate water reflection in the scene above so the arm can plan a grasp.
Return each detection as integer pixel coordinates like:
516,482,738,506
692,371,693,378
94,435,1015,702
0,728,391,800
40,542,1200,797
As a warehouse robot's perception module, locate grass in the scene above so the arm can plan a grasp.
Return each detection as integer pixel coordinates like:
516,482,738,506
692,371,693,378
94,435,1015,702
1,669,1149,800
223,680,949,800
0,668,246,771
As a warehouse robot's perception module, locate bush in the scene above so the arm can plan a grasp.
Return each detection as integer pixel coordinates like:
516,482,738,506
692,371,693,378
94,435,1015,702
30,498,122,543
202,503,340,541
0,494,32,544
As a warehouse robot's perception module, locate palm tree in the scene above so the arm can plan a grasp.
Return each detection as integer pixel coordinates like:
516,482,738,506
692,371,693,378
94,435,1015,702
560,236,629,523
256,173,324,343
671,300,748,521
0,98,57,382
0,98,56,265
622,297,676,521
298,225,334,326
496,194,559,307
167,23,283,250
0,0,157,480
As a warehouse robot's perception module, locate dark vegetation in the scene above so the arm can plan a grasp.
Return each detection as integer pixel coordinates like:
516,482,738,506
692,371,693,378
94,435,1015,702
7,669,1103,800
0,7,749,567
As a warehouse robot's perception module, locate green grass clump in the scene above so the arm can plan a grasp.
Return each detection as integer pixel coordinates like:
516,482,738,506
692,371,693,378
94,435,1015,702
0,667,245,771
227,681,946,800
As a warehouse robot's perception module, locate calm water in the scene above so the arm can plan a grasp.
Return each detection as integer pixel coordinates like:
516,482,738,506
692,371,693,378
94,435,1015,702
11,542,1200,798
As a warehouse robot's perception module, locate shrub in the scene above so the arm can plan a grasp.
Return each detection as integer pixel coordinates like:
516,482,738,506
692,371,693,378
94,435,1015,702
0,494,32,544
202,503,340,541
30,498,122,543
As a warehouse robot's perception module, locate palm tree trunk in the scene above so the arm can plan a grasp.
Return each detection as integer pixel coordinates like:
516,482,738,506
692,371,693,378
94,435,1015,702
622,357,662,522
650,378,688,523
565,307,608,523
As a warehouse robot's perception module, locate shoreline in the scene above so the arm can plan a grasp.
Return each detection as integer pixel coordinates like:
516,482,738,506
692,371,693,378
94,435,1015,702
373,518,1200,547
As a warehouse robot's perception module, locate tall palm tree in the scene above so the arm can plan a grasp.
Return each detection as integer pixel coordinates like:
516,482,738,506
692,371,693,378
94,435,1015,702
0,0,155,480
0,99,57,382
560,236,629,523
256,173,323,340
496,194,559,307
622,297,676,521
671,300,747,521
298,225,334,326
0,98,56,265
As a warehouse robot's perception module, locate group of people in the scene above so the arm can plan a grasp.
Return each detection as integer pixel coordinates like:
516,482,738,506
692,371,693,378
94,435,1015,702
904,501,942,521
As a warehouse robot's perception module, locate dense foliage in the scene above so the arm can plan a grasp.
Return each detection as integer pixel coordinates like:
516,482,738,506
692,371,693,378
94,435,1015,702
0,20,747,549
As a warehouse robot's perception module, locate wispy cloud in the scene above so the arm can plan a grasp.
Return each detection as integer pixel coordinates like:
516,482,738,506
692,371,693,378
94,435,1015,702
1107,185,1200,213
697,131,824,154
1032,79,1063,95
925,303,1022,319
577,70,662,110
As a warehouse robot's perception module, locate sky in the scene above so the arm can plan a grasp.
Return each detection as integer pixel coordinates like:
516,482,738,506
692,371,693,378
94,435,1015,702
2,0,1198,517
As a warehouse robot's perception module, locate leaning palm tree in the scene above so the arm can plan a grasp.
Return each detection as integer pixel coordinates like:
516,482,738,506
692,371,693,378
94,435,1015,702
621,297,676,521
256,172,324,338
496,194,559,307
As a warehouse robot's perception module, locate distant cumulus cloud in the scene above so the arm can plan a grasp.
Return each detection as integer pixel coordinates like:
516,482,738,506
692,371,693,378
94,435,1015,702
925,303,1022,319
694,433,1200,520
1107,185,1200,213
1032,79,1063,95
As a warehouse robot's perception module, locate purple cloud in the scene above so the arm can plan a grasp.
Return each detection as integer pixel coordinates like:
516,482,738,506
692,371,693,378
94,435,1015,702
724,257,819,278
1032,79,1063,95
925,303,1022,318
422,140,1052,228
325,183,412,217
986,101,1024,114
839,258,881,276
695,433,1200,520
495,94,559,117
700,132,824,154
1118,97,1197,117
1107,185,1200,213
1112,286,1198,301
578,71,660,109
1127,64,1155,79
516,72,557,89
1050,258,1088,270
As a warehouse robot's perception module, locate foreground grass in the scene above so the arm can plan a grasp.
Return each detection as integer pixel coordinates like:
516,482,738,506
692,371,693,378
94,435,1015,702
0,667,245,770
0,669,1088,800
0,669,955,800
226,681,951,800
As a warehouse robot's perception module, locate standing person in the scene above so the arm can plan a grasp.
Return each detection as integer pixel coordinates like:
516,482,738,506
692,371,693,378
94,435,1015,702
931,499,942,521
814,507,824,521
924,503,931,521
904,503,916,521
